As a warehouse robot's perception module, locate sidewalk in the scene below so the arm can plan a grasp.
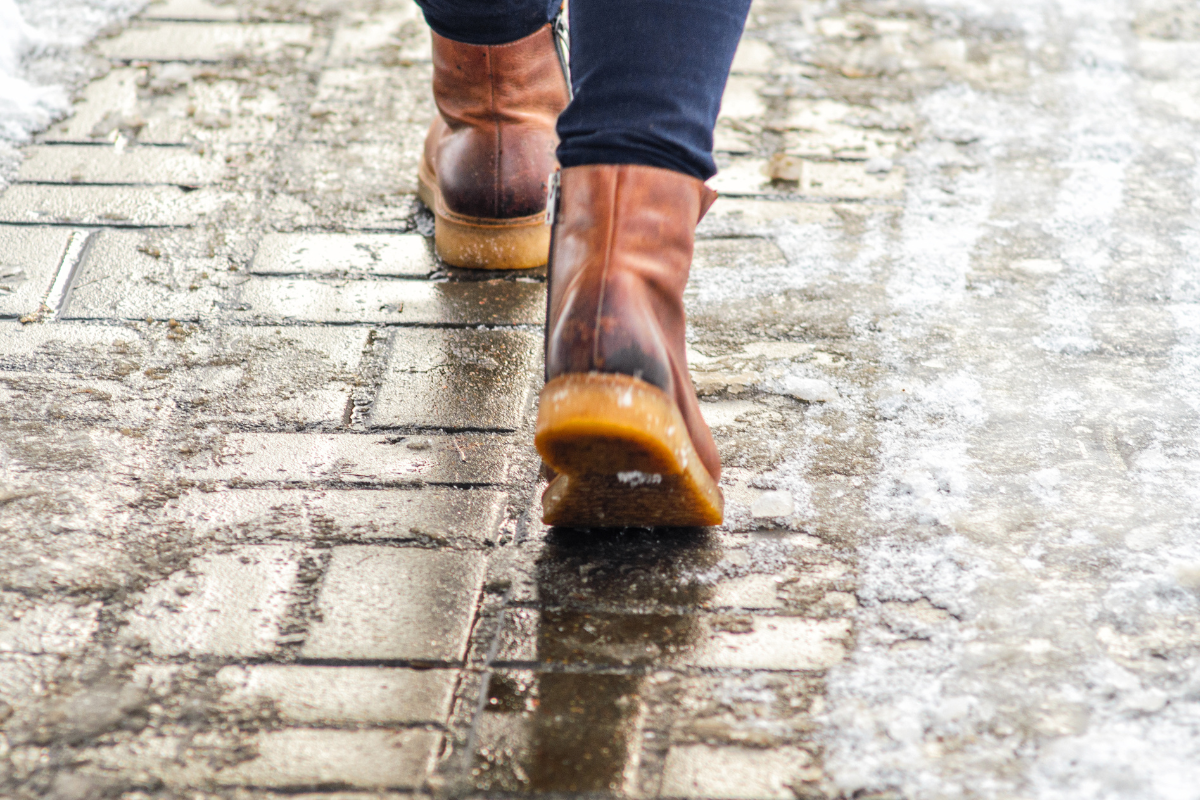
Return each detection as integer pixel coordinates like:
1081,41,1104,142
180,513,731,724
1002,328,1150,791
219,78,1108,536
2,0,1199,798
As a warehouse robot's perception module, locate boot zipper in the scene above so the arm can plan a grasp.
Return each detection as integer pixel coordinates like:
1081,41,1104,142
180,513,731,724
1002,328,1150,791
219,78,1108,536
553,9,573,100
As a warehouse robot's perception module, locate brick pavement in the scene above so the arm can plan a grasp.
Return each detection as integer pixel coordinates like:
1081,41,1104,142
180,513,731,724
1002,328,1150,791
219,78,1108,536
0,0,907,797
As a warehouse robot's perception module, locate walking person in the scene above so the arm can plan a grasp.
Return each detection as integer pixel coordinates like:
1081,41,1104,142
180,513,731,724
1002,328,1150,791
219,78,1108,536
415,0,752,527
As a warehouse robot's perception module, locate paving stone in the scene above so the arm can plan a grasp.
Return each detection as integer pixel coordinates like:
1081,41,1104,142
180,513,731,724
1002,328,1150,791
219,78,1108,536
166,487,507,544
17,144,225,185
327,7,430,64
0,597,101,655
121,545,302,657
251,233,435,277
730,38,777,74
279,142,423,210
28,322,368,430
0,184,231,226
180,433,509,485
370,328,541,431
719,75,768,120
303,65,433,143
711,156,905,199
303,546,486,662
142,0,242,20
98,22,313,62
0,320,145,369
692,238,789,272
782,125,904,161
690,616,851,670
215,665,457,724
216,729,438,789
37,68,286,146
696,198,840,236
0,654,58,709
37,68,138,142
660,745,820,800
499,611,849,670
233,276,543,325
63,227,232,320
0,226,71,317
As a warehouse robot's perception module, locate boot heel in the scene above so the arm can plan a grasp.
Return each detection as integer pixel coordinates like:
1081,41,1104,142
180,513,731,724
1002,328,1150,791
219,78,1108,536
534,373,724,527
419,169,550,270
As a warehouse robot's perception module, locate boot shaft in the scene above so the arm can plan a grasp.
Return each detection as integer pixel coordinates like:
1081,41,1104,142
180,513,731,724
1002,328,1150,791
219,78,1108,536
544,163,721,481
431,27,569,132
545,164,717,388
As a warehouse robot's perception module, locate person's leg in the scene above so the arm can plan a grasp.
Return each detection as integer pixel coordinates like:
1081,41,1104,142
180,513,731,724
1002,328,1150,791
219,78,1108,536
557,0,752,181
414,0,559,46
535,0,752,527
414,0,569,269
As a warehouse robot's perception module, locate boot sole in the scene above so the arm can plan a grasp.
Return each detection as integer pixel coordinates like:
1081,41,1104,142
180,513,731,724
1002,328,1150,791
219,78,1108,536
418,162,550,270
534,373,724,528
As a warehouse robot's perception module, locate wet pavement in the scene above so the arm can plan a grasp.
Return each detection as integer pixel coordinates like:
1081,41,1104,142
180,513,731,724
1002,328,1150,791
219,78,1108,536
3,0,1200,797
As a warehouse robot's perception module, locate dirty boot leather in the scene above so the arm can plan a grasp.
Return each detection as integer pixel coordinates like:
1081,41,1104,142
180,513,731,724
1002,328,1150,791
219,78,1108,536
535,163,723,527
418,24,570,270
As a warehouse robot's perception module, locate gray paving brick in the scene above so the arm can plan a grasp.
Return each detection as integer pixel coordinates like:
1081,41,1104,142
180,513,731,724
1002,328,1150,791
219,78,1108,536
371,328,541,430
0,597,100,655
168,327,367,428
690,616,850,670
233,276,543,325
691,238,788,273
0,184,232,226
251,232,435,277
142,0,241,20
696,198,844,237
0,320,145,369
661,745,821,800
327,7,430,64
500,611,849,670
17,144,225,185
711,156,905,199
0,226,71,317
216,665,457,724
718,75,767,120
167,487,507,544
37,69,140,142
121,545,302,657
97,22,313,62
730,38,776,74
303,65,432,143
303,545,485,661
280,141,422,201
63,228,231,320
216,729,438,789
37,67,286,146
16,320,366,432
180,433,509,485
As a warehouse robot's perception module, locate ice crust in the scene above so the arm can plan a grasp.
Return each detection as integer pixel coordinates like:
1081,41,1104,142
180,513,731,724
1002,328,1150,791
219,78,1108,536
807,0,1200,797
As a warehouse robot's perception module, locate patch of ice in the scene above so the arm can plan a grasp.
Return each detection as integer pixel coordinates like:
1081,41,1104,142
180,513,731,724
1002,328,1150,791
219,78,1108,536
780,376,837,403
750,490,794,519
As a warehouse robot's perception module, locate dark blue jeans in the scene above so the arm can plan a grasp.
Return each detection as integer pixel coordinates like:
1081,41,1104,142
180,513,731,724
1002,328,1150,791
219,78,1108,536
415,0,751,181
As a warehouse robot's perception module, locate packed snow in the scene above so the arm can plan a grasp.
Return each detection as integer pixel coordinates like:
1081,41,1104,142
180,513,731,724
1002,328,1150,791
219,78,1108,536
0,0,144,183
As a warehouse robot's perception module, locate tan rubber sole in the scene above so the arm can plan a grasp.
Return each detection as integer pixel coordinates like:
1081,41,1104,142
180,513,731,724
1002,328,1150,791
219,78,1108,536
417,161,550,270
534,373,724,528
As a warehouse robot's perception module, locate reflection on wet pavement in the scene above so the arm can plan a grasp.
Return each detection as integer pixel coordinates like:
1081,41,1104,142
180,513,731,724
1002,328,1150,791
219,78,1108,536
474,528,718,793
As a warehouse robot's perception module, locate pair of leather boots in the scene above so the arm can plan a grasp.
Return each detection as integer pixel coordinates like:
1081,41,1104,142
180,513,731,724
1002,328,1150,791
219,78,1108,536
420,24,722,527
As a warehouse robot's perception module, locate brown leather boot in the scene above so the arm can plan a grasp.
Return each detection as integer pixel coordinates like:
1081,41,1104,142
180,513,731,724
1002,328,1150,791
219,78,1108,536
534,164,723,527
418,25,570,270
